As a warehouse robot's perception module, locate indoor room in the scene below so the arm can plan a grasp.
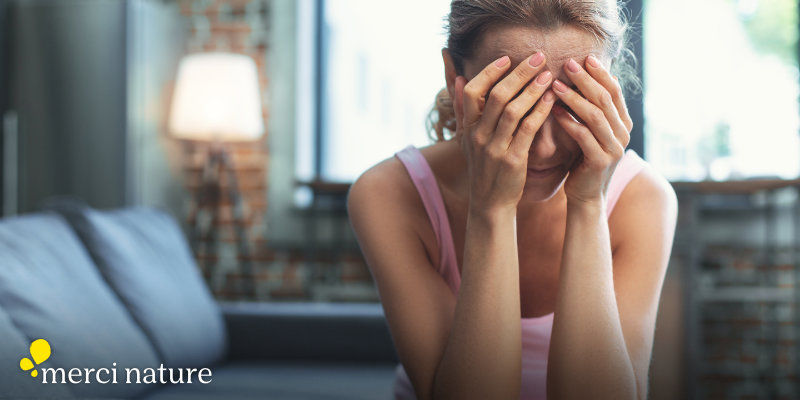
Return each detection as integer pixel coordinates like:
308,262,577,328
0,0,798,399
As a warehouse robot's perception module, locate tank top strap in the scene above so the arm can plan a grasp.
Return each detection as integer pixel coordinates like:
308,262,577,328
605,148,648,218
394,145,647,294
394,145,460,292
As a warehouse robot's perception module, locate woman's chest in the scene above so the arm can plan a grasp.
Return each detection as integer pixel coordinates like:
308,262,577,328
441,197,567,317
447,207,566,273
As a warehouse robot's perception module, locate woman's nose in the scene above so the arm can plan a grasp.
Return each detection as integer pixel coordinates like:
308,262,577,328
529,118,559,158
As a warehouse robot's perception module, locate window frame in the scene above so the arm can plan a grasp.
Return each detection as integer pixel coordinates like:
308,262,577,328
310,0,647,183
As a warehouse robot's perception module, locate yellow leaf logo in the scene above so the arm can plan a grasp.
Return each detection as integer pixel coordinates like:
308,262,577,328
19,339,50,378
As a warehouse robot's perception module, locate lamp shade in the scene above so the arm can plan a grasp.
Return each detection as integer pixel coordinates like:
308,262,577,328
168,52,264,141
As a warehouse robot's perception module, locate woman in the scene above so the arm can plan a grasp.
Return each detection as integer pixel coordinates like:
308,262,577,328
347,1,678,399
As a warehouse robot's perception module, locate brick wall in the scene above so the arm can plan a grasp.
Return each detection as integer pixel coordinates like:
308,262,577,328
677,188,800,400
177,0,270,300
175,0,376,302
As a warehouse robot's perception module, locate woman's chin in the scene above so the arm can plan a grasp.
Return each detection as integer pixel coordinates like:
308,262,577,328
521,175,567,203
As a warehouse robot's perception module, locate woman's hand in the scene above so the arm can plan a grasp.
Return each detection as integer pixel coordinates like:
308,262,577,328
453,52,556,213
551,55,633,205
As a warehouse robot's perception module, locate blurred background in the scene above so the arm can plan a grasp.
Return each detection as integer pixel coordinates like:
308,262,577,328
1,0,799,399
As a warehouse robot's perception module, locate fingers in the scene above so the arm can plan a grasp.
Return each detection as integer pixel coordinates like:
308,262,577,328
508,90,556,158
551,104,605,160
562,57,629,152
462,55,513,128
491,70,553,150
585,55,633,139
478,52,548,135
551,78,618,155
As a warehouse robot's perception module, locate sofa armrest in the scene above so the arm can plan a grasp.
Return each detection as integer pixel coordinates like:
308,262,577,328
220,301,399,364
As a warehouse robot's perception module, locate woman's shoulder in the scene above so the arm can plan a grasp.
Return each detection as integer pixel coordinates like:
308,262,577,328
347,143,448,264
348,145,440,234
349,153,414,209
352,143,438,197
350,141,452,199
608,155,678,252
615,153,675,208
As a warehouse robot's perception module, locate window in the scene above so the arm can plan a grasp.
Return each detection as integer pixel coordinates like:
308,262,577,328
308,0,799,184
644,0,799,180
314,0,452,183
308,1,648,186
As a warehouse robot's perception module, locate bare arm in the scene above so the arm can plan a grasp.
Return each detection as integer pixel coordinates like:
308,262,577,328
347,170,524,400
349,51,556,400
432,51,555,399
546,55,677,399
547,175,677,400
547,199,636,399
432,207,521,399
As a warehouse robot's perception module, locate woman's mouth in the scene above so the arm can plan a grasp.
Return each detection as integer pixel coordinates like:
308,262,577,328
527,165,561,179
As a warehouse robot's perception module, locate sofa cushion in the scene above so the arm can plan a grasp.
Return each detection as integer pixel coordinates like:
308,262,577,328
0,213,161,398
59,205,227,368
0,306,74,399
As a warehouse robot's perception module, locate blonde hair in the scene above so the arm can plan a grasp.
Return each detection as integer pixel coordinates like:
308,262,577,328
427,0,640,142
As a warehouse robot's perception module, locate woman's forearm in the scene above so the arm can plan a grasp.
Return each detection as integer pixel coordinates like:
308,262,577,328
432,206,522,400
546,199,636,400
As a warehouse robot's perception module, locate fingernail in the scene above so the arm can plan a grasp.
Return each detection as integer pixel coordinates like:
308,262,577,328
495,55,510,67
543,90,555,102
587,55,600,68
535,71,552,85
529,52,544,67
553,80,568,93
566,58,580,73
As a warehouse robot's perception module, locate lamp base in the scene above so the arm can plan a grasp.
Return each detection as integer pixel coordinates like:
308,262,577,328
187,143,256,300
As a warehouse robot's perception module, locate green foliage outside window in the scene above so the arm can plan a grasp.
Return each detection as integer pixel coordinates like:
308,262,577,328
727,0,798,63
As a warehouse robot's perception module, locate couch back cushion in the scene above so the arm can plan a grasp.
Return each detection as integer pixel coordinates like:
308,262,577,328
0,213,161,398
0,306,74,399
62,206,227,368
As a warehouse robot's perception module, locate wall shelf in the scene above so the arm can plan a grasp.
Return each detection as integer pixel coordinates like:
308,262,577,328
697,287,794,303
673,178,800,400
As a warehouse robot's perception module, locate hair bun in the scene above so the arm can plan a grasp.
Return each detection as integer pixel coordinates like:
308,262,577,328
426,87,458,142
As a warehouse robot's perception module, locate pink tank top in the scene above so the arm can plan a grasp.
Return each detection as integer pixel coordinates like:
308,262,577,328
391,144,648,400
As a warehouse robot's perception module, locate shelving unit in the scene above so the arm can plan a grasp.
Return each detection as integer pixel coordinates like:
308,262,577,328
672,178,800,400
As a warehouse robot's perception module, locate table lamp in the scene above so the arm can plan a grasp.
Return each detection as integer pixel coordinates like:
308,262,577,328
168,52,264,299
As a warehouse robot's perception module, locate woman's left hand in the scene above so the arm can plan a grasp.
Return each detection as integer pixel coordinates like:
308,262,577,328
551,55,633,205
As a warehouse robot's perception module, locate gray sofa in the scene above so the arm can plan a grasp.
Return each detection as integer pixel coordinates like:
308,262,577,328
0,204,399,399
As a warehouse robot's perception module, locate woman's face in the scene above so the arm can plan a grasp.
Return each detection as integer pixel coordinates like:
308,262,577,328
454,24,611,204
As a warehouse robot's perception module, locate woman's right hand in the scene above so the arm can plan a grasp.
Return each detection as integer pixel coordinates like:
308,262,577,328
453,52,556,214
